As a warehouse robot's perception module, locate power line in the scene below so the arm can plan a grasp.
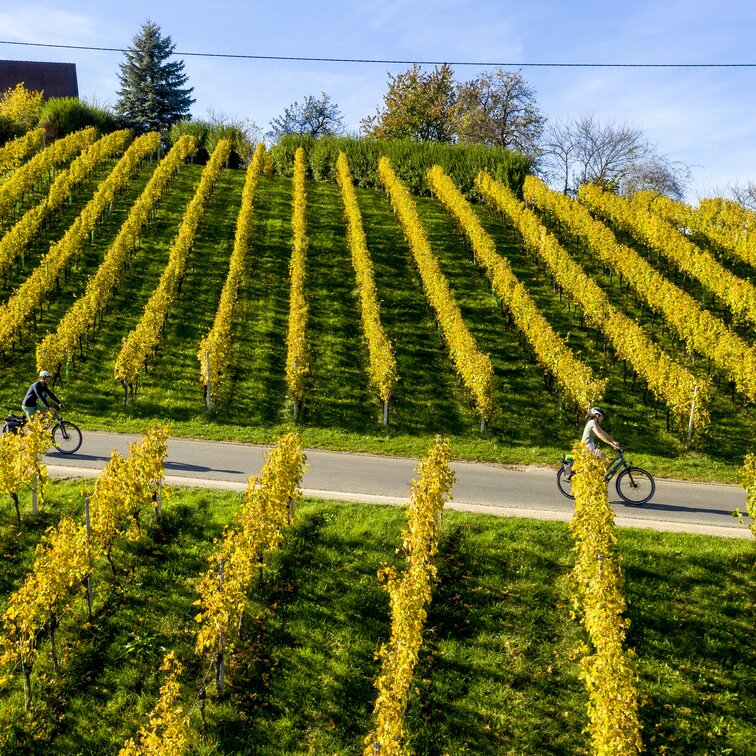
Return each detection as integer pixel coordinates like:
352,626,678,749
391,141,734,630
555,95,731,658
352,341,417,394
0,39,755,67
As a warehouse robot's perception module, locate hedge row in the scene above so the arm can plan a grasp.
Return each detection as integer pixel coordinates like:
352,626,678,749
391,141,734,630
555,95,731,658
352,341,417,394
268,134,530,198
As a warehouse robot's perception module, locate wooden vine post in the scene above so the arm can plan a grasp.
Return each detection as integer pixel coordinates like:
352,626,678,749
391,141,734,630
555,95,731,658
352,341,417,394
21,653,32,710
292,359,299,423
216,557,225,694
154,477,163,519
686,385,699,449
84,497,94,620
205,350,212,414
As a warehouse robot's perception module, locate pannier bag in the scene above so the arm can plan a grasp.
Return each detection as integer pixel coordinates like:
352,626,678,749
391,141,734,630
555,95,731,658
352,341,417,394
561,453,574,481
3,414,26,434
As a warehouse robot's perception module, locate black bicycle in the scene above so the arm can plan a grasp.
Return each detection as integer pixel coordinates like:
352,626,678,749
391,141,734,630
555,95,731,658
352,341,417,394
2,408,83,455
557,448,655,505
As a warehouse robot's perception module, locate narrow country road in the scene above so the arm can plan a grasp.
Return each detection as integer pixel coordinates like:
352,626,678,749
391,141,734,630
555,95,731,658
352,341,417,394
44,430,752,539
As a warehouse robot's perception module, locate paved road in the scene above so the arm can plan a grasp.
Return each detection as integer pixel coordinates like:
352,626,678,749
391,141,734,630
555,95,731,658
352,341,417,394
44,431,752,539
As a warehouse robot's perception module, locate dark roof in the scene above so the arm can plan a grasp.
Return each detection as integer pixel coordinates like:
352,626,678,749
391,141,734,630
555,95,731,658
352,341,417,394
0,60,79,99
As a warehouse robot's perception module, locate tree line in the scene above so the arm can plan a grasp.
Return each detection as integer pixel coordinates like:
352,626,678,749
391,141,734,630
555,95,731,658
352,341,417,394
0,20,698,200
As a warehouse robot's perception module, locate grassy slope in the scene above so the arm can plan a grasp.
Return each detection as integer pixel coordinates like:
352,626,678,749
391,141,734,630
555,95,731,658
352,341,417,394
0,482,752,754
0,164,753,482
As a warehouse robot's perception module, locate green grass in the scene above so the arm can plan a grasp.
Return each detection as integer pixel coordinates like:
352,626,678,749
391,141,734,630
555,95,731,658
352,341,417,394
231,174,291,425
0,481,752,754
0,165,753,483
519,200,755,460
0,156,135,300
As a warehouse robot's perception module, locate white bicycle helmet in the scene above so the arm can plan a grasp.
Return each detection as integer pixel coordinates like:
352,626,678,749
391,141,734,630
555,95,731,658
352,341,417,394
589,406,605,418
39,370,52,379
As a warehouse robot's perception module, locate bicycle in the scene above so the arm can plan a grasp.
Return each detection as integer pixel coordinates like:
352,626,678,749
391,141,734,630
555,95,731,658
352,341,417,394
557,448,655,505
2,408,83,455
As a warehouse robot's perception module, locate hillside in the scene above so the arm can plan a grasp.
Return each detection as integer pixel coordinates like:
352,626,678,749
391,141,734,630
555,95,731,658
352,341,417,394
0,138,754,754
0,141,753,480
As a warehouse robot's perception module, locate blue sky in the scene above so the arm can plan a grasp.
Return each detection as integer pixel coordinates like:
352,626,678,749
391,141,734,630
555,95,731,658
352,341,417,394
2,1,755,200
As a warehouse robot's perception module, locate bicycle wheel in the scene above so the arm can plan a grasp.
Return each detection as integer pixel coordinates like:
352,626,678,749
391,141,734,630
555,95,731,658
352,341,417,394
52,421,82,454
556,468,575,500
615,467,655,505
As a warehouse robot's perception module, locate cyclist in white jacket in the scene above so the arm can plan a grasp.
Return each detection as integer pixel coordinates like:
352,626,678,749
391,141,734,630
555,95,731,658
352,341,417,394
581,406,621,461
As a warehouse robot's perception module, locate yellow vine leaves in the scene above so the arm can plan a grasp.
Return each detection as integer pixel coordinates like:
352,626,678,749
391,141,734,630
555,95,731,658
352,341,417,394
524,176,756,403
0,131,161,357
119,651,190,756
428,166,605,411
37,134,196,376
336,151,398,405
365,436,454,756
115,139,230,390
479,172,709,431
199,143,266,399
286,147,310,406
569,443,642,755
194,433,307,661
379,157,495,424
580,182,756,328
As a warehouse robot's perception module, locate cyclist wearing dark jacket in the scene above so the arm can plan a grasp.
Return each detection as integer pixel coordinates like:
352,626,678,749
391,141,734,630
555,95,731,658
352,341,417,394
22,370,64,419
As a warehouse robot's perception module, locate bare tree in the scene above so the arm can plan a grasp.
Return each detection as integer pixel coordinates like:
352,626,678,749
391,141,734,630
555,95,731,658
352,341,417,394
454,69,544,158
539,119,579,194
572,115,652,186
728,181,756,211
538,114,689,199
268,92,344,140
619,155,690,200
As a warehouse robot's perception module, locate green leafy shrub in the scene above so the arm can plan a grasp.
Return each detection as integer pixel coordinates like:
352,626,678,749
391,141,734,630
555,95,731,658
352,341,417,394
0,114,18,145
169,119,210,162
169,118,257,167
39,97,117,139
206,123,255,169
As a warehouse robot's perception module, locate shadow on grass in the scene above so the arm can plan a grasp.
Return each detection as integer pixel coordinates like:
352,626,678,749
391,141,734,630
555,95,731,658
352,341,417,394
356,186,470,436
5,164,199,423
0,159,158,391
207,505,395,754
12,493,234,754
406,520,587,754
415,193,581,447
304,181,374,432
529,204,756,467
473,202,756,463
227,175,291,427
621,536,756,754
207,511,329,753
0,511,67,598
0,159,125,301
119,167,244,424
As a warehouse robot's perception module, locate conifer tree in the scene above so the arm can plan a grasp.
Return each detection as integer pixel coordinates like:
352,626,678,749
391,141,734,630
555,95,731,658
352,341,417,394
115,20,195,133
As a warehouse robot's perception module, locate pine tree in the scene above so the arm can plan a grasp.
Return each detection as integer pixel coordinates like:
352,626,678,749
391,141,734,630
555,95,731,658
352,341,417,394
115,20,195,134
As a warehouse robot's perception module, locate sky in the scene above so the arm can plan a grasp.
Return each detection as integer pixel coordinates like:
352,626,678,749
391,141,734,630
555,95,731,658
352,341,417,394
1,0,756,201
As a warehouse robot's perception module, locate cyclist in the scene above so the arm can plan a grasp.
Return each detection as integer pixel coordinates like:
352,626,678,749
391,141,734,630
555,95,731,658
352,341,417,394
22,370,64,420
582,406,621,461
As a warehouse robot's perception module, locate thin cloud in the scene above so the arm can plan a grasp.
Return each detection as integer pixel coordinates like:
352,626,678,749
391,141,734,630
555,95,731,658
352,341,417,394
0,7,102,46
